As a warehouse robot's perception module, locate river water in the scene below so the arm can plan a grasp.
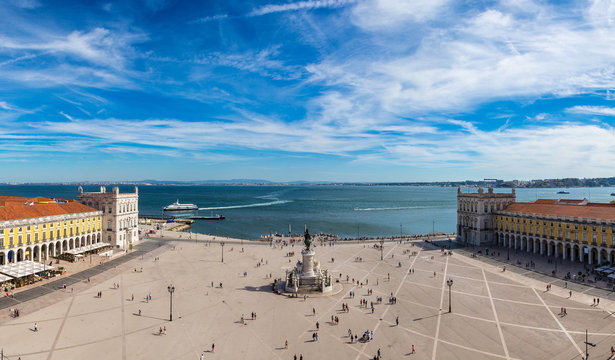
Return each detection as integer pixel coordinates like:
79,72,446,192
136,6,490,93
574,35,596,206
1,185,613,240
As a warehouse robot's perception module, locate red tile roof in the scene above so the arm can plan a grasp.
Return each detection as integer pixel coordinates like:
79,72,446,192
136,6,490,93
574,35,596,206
501,201,615,222
0,199,99,221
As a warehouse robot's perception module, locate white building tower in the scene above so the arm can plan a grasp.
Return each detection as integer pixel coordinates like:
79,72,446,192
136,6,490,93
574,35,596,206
457,187,515,246
78,186,139,249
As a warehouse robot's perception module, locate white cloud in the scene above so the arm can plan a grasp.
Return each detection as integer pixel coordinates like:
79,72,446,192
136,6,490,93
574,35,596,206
306,0,615,120
0,28,145,70
566,105,615,116
351,0,449,29
353,122,615,180
0,101,13,111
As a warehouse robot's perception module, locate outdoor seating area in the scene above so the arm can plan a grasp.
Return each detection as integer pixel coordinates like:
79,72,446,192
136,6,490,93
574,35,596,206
64,242,112,255
595,266,615,283
0,260,55,291
55,243,113,262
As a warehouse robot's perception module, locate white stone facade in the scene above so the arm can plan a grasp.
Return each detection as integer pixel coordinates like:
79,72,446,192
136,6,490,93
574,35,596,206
78,186,139,249
457,187,515,246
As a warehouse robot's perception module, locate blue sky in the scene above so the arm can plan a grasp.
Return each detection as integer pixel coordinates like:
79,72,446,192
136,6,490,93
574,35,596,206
1,0,615,182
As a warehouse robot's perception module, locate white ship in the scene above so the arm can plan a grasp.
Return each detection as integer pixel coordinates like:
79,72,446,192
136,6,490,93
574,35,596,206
163,200,198,216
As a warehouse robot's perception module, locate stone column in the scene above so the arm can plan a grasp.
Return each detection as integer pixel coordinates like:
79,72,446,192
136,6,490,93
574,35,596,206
597,249,602,265
579,247,584,263
588,248,593,265
554,243,559,259
515,237,518,250
547,243,552,257
534,240,538,254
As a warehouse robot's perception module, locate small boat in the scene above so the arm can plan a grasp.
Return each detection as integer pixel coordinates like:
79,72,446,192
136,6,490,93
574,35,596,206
557,191,570,194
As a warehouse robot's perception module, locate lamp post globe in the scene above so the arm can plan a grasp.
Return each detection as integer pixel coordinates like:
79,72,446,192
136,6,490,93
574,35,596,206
220,242,225,263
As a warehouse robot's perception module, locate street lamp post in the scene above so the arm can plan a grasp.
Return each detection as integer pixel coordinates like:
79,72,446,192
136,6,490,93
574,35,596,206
584,328,595,359
221,242,225,263
447,279,454,313
167,284,175,321
380,240,384,261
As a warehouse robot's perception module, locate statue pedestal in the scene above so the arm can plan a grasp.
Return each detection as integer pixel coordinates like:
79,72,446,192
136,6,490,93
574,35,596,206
301,250,315,277
283,230,332,294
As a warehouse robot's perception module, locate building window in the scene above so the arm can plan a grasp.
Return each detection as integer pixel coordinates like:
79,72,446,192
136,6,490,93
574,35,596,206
602,232,606,244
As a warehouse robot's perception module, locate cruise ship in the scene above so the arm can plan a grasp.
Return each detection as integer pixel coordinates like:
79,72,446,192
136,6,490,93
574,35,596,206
163,200,198,217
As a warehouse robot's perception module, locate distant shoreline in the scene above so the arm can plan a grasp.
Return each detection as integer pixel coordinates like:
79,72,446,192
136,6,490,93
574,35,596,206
3,181,615,188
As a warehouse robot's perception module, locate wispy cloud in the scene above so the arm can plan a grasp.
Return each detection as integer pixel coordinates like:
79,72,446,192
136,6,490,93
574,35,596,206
190,0,355,23
189,14,229,24
249,0,356,16
566,106,615,117
9,0,41,9
193,45,304,80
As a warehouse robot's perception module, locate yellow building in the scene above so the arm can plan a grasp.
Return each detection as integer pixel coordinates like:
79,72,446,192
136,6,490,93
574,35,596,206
0,196,102,265
493,198,615,265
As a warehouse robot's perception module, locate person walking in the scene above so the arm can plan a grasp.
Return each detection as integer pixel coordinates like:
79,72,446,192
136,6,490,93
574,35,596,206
200,353,204,360
396,316,399,326
411,344,415,354
34,323,38,332
285,339,288,349
211,343,214,352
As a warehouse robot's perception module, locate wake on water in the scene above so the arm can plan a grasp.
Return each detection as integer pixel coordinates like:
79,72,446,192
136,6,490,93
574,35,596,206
198,199,292,211
354,206,421,211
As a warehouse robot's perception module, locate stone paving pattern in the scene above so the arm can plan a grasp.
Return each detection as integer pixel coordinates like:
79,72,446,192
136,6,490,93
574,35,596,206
0,236,614,360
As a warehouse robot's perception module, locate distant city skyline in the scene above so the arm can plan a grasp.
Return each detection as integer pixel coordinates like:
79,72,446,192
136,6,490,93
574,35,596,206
1,0,615,182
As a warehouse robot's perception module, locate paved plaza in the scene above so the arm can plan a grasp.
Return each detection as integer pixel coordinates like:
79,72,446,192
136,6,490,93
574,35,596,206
0,236,615,359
